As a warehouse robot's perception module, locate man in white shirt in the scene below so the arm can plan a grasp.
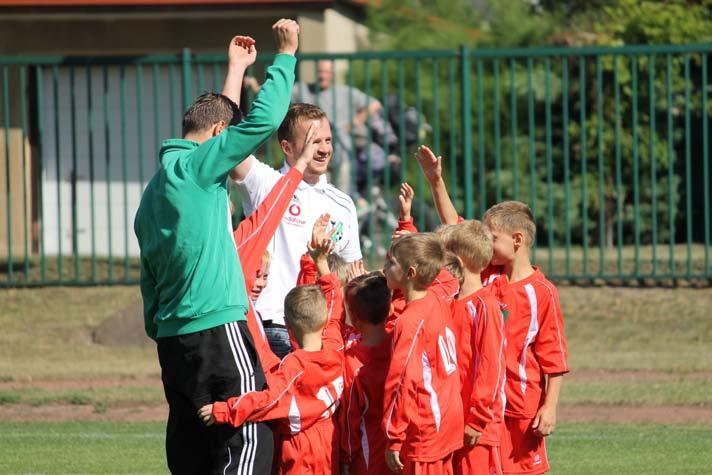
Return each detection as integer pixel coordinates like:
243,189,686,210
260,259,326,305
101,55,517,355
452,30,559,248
231,103,362,358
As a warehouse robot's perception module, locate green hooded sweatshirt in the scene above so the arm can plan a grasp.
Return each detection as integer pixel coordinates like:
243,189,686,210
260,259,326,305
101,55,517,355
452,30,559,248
134,53,296,340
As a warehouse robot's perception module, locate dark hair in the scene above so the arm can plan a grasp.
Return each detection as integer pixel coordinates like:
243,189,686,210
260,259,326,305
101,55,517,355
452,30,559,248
182,92,242,137
344,272,390,325
277,103,327,142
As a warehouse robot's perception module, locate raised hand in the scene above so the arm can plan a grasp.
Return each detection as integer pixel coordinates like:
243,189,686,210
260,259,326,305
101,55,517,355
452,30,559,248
414,145,442,184
347,260,367,280
272,18,300,56
228,35,257,69
294,121,320,174
398,182,414,221
310,213,336,255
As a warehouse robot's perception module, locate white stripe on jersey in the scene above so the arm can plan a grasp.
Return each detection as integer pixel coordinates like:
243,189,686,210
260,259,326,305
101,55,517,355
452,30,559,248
519,284,540,394
536,278,568,371
360,392,370,470
422,351,442,431
288,395,301,434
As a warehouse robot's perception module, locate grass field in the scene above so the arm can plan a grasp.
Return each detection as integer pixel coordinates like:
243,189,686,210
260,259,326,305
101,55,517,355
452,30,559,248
0,284,711,473
0,422,710,474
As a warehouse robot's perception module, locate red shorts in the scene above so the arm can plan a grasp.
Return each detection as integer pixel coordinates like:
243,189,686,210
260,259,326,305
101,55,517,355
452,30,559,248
273,419,338,474
403,453,454,475
454,443,503,475
500,417,549,474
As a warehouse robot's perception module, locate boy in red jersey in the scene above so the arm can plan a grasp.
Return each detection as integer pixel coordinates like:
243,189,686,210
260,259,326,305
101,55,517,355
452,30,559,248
442,220,506,475
481,202,568,475
413,144,569,475
340,271,392,475
199,217,346,474
382,233,464,474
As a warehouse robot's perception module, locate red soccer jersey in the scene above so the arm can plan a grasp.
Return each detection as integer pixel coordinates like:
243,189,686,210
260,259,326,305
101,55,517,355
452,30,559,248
451,288,506,446
212,274,346,474
496,268,569,419
385,268,460,334
382,291,464,462
341,336,392,475
233,167,304,376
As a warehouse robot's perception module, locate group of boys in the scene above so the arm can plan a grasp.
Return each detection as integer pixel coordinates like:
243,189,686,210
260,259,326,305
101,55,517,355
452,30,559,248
136,19,569,475
198,138,569,475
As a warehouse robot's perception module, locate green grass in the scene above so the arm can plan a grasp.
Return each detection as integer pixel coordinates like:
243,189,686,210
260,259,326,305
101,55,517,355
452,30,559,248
0,386,164,407
0,422,709,474
562,376,712,406
548,423,712,474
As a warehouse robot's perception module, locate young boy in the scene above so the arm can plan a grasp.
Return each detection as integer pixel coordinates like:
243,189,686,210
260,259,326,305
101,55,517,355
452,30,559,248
340,271,392,475
413,145,569,475
482,202,569,475
442,220,506,475
382,232,464,474
199,219,346,474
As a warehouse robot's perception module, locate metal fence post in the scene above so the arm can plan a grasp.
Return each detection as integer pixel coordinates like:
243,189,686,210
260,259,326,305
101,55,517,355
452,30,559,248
182,48,193,111
461,46,473,219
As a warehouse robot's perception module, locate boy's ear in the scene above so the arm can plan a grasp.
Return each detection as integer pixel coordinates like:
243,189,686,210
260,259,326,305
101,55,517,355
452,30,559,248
406,265,417,280
280,139,292,157
512,230,525,250
455,255,465,268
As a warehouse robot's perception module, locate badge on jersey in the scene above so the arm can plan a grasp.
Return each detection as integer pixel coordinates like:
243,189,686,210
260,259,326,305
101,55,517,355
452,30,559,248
329,220,344,242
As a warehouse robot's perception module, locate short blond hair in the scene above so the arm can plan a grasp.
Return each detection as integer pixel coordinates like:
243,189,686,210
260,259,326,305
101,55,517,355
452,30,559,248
442,220,493,273
443,250,464,287
262,250,271,268
327,253,349,286
283,285,327,335
483,201,536,247
390,232,444,290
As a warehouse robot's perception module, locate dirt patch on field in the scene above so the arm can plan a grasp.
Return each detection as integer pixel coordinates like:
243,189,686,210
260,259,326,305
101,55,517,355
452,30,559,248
0,402,168,422
560,404,712,424
569,369,712,382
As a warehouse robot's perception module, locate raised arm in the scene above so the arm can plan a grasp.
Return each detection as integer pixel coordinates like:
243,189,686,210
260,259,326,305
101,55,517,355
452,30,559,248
415,145,460,225
234,123,318,278
222,36,257,105
190,19,300,188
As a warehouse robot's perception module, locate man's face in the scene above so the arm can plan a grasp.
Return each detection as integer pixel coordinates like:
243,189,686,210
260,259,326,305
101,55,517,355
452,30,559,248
317,60,334,90
287,118,333,179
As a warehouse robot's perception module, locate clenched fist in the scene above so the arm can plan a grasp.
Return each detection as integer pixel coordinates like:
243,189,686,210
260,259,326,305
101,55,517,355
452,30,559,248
272,18,300,56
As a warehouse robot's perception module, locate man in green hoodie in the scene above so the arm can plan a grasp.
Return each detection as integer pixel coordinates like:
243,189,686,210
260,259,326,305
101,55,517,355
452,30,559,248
134,20,299,475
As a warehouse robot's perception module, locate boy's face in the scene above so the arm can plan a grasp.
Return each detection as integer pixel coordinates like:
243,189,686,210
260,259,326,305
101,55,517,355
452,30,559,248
383,252,406,290
489,227,516,266
250,260,270,301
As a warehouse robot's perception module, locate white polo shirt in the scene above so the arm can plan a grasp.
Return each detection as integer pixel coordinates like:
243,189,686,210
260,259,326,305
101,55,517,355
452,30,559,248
235,157,362,325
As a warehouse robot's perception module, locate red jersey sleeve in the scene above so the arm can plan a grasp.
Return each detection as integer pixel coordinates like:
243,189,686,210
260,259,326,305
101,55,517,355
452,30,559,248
245,303,281,378
212,356,305,427
316,273,346,351
340,366,366,465
397,217,418,233
234,167,303,280
382,315,424,452
533,280,569,375
297,252,318,286
466,295,506,433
